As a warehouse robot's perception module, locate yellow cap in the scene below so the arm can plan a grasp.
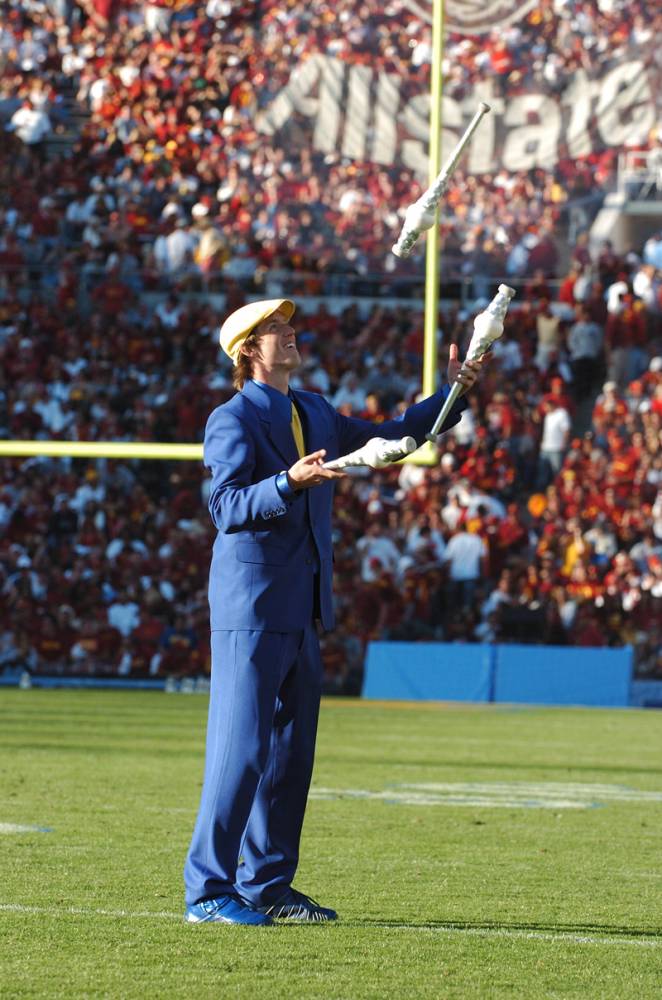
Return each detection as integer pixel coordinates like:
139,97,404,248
219,298,296,364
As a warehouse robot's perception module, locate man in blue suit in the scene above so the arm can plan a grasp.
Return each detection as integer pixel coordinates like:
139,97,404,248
184,298,485,925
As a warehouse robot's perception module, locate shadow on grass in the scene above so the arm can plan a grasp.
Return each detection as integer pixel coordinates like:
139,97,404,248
356,918,662,940
4,743,662,776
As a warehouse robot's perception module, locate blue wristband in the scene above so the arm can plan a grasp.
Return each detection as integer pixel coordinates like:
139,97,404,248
276,470,298,499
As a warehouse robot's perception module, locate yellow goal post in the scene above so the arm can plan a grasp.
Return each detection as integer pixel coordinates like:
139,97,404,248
0,441,202,460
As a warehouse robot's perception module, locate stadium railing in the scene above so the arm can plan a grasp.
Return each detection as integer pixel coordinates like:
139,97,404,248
0,262,563,312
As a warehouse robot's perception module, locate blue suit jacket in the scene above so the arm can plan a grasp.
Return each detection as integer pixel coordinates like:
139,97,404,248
204,379,466,631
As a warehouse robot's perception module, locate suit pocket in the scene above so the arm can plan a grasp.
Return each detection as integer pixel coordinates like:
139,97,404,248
236,542,288,566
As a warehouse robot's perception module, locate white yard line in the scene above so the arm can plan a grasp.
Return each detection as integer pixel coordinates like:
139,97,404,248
308,782,662,809
370,923,662,949
0,823,52,834
0,903,181,921
0,903,659,948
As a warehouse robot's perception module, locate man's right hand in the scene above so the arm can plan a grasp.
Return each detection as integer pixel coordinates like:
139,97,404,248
287,450,347,490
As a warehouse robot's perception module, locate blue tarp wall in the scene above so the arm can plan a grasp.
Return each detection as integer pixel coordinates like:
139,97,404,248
363,642,633,707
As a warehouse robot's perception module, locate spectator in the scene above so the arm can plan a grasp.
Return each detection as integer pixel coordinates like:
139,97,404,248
107,589,140,637
537,399,571,488
567,305,604,400
534,300,562,372
356,522,402,582
6,99,51,148
443,524,488,610
604,293,647,386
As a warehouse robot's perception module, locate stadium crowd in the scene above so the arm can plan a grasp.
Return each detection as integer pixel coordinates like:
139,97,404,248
1,0,661,297
2,237,662,688
1,0,662,690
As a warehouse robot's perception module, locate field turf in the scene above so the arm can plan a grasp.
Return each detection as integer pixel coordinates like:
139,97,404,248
0,689,661,999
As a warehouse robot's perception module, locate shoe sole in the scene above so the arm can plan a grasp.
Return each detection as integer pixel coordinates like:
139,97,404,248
259,906,337,922
185,913,273,926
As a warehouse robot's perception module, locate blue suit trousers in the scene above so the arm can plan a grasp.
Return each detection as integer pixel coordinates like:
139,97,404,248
184,625,323,906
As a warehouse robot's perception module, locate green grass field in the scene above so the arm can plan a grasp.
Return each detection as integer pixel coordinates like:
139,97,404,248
1,690,661,999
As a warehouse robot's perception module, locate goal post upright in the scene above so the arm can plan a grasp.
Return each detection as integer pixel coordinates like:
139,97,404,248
409,0,445,467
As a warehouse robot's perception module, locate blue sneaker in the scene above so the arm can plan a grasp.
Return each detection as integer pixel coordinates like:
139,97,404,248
256,888,338,922
185,895,273,926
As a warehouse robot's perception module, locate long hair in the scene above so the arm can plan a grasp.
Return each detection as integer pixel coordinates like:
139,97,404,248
232,330,261,391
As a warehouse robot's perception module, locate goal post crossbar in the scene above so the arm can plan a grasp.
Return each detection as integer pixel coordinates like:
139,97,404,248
0,441,202,461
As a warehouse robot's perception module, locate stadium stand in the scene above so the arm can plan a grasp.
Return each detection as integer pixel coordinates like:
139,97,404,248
1,0,662,690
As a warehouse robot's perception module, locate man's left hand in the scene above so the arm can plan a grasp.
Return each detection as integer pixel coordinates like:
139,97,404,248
447,343,490,396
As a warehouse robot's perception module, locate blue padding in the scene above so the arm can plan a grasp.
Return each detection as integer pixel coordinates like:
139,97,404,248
0,668,22,686
30,676,166,691
630,679,662,708
494,644,632,707
362,642,493,702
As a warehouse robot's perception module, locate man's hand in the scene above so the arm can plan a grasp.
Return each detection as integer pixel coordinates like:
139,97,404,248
287,450,347,490
447,343,491,396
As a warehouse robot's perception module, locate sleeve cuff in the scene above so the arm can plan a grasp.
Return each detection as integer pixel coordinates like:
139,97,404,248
275,470,299,500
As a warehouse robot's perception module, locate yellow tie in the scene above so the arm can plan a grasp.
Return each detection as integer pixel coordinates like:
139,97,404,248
290,401,305,459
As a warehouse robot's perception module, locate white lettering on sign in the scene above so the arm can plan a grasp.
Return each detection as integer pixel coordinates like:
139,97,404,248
255,57,655,177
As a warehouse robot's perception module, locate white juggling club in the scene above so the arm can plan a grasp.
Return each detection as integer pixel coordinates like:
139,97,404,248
392,102,491,259
425,284,516,443
323,436,417,470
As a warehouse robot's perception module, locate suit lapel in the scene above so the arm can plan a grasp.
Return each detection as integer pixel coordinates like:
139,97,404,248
242,380,299,467
268,419,299,467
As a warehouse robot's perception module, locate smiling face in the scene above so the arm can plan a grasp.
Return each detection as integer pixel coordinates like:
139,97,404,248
245,307,301,387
